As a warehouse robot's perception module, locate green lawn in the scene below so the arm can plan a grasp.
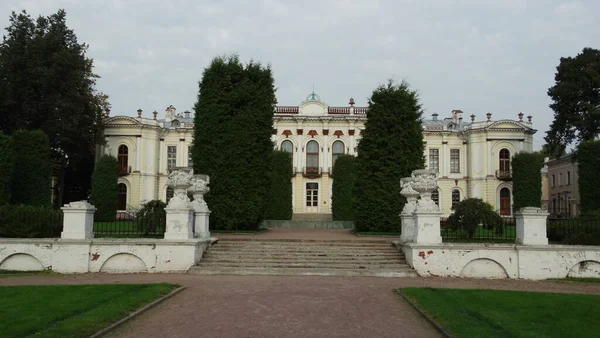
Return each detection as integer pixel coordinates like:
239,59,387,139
0,283,178,338
94,221,164,238
400,288,600,338
551,277,600,284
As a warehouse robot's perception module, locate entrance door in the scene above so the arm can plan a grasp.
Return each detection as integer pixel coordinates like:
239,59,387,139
306,182,319,213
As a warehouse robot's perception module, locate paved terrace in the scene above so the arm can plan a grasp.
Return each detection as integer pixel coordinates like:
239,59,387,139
215,228,394,241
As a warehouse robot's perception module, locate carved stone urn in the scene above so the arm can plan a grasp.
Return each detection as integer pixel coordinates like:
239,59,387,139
400,177,420,215
411,169,440,213
166,167,193,209
188,174,210,213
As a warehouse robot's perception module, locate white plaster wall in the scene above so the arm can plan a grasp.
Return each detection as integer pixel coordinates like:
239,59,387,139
401,243,600,280
0,238,211,274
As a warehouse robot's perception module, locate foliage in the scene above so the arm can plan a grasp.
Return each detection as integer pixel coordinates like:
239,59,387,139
447,198,504,239
400,288,600,338
511,152,544,211
136,200,167,235
0,284,177,338
0,10,110,207
545,47,600,156
0,205,62,238
0,132,13,205
354,80,425,232
264,150,293,220
192,55,276,230
90,155,118,222
10,130,52,206
577,139,600,214
332,154,357,221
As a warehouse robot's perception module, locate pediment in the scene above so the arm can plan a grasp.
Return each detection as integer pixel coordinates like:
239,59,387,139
487,120,526,130
105,116,141,126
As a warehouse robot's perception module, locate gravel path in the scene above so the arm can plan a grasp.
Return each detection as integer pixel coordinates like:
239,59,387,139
2,274,600,338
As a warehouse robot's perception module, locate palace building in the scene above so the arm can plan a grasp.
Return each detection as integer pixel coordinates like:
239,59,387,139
98,93,536,217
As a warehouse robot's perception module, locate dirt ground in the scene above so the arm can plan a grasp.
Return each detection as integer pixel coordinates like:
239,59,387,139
2,273,600,338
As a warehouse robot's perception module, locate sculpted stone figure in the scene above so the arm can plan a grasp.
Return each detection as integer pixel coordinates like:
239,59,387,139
188,174,210,212
400,177,419,215
166,167,193,209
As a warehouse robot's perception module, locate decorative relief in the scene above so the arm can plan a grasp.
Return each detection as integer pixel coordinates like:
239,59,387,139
167,168,193,208
400,177,419,215
188,174,210,212
411,169,440,213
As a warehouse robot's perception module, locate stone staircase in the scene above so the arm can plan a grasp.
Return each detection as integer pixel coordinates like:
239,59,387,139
189,238,417,277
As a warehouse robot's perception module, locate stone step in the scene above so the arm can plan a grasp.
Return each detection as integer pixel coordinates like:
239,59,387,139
208,246,400,252
215,238,391,244
202,257,406,264
189,266,418,278
211,243,397,249
197,261,410,269
203,253,404,260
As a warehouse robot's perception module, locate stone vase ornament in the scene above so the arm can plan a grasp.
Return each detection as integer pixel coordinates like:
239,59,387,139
166,167,194,209
399,177,420,243
411,169,440,213
188,174,211,239
188,174,210,213
164,167,194,240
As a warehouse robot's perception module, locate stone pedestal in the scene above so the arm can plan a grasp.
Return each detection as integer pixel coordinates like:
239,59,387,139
516,207,549,245
60,201,96,240
413,211,443,244
188,174,211,239
164,207,194,240
400,214,416,243
194,211,211,239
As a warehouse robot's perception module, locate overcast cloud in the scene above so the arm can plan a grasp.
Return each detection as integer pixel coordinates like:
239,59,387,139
3,0,600,149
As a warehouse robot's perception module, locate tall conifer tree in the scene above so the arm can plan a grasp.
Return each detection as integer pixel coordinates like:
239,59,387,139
192,55,276,230
354,80,425,232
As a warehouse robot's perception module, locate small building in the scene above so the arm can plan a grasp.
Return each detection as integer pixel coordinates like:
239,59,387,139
545,154,579,218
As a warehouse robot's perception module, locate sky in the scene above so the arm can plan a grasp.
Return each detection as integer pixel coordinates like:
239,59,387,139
3,0,600,149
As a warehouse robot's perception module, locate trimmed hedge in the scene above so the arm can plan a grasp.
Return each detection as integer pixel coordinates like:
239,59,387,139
0,132,12,205
511,151,544,212
10,130,52,206
264,150,293,220
577,140,600,214
354,80,425,232
192,55,276,230
0,205,63,238
332,154,357,221
91,155,118,222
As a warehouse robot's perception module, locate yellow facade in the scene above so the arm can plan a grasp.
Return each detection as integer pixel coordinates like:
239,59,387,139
101,94,536,217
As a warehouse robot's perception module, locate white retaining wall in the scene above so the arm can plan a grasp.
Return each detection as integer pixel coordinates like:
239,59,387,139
0,238,211,273
399,242,600,280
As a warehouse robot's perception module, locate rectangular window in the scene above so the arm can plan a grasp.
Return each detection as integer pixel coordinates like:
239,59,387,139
450,149,460,173
559,173,563,186
188,147,193,168
429,149,439,172
567,171,571,185
167,146,177,171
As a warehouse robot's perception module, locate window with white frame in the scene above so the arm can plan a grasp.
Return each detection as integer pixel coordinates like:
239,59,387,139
429,149,439,172
188,146,193,168
450,149,460,173
167,146,177,171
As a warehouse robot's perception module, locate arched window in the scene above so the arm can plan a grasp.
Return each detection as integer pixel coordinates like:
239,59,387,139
118,145,128,174
166,187,174,204
499,149,510,173
431,190,439,206
451,189,460,209
117,183,127,210
281,140,293,153
500,187,511,216
306,141,319,174
332,141,345,167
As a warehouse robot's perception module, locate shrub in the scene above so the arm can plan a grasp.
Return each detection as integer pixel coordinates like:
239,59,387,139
577,140,600,214
0,132,13,205
192,55,276,230
447,198,504,238
136,200,166,235
0,205,63,238
264,150,293,220
9,130,52,206
354,80,425,232
511,152,544,211
332,154,357,221
91,155,118,222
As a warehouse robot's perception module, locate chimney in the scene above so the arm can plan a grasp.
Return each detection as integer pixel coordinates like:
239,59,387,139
432,113,439,121
184,110,191,119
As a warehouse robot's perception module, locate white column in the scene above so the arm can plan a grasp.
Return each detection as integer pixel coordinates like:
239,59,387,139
158,139,165,174
487,140,493,176
515,207,549,245
135,136,141,171
60,201,96,240
179,137,185,167
442,141,448,177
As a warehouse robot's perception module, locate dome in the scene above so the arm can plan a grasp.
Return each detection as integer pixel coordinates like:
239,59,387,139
306,91,321,101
